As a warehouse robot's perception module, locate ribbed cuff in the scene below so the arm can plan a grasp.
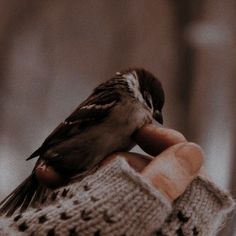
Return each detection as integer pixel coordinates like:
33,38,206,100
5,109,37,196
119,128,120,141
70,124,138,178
156,176,235,236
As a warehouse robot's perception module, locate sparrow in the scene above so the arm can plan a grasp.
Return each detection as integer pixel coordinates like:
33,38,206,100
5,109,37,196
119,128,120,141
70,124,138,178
0,68,165,216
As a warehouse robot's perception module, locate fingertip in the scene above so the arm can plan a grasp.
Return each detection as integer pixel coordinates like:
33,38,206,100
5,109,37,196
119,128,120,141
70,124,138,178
175,142,204,176
134,124,187,156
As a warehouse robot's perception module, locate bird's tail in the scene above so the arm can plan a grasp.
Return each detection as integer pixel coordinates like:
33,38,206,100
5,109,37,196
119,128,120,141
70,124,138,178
0,173,47,217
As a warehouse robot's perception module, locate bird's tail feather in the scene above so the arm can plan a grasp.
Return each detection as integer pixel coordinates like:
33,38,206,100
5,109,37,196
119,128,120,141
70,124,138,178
0,173,46,216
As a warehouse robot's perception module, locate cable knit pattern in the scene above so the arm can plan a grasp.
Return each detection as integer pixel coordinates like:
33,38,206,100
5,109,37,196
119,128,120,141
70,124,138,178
155,176,235,236
0,158,234,236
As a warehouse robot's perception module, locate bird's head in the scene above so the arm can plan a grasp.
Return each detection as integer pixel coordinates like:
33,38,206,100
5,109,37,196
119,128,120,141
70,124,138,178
117,68,165,124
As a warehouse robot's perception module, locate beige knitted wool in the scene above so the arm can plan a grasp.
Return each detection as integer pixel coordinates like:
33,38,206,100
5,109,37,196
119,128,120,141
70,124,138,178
0,158,172,236
0,158,234,236
154,176,235,236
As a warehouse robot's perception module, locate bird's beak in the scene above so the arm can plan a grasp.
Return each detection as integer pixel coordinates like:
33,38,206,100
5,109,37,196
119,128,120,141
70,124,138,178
153,110,163,124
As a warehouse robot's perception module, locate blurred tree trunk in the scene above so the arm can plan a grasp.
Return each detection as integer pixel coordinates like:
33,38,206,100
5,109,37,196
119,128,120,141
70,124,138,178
171,0,204,137
183,1,236,235
0,0,33,126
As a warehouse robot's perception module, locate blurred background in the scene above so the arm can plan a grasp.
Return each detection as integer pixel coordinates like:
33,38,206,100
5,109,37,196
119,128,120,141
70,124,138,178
0,1,235,235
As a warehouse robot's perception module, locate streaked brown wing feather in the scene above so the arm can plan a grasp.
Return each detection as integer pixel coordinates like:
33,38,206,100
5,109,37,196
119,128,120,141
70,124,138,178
27,88,121,160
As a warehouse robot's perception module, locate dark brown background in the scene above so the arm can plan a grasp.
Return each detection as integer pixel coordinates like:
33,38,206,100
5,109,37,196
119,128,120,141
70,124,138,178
0,1,235,235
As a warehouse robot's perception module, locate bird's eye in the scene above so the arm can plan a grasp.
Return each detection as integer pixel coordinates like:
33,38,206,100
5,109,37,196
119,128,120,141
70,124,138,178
143,91,153,109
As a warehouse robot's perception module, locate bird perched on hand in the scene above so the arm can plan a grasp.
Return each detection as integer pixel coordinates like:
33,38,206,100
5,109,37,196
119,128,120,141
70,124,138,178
0,68,165,216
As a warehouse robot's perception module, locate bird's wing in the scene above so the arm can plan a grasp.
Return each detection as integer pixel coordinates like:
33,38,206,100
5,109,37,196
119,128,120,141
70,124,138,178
27,89,121,160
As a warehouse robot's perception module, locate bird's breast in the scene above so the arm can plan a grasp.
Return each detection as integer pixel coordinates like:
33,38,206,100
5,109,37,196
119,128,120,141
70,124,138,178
89,98,152,156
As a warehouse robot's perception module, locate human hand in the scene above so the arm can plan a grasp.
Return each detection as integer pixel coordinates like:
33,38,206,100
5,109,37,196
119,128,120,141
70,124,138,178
36,124,204,201
101,125,203,201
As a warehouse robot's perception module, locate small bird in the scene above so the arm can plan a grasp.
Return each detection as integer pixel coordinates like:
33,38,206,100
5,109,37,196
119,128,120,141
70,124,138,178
0,68,165,216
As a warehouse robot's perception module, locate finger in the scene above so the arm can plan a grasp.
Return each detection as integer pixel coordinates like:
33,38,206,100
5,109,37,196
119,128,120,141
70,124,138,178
100,152,152,172
133,124,186,156
141,142,204,201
